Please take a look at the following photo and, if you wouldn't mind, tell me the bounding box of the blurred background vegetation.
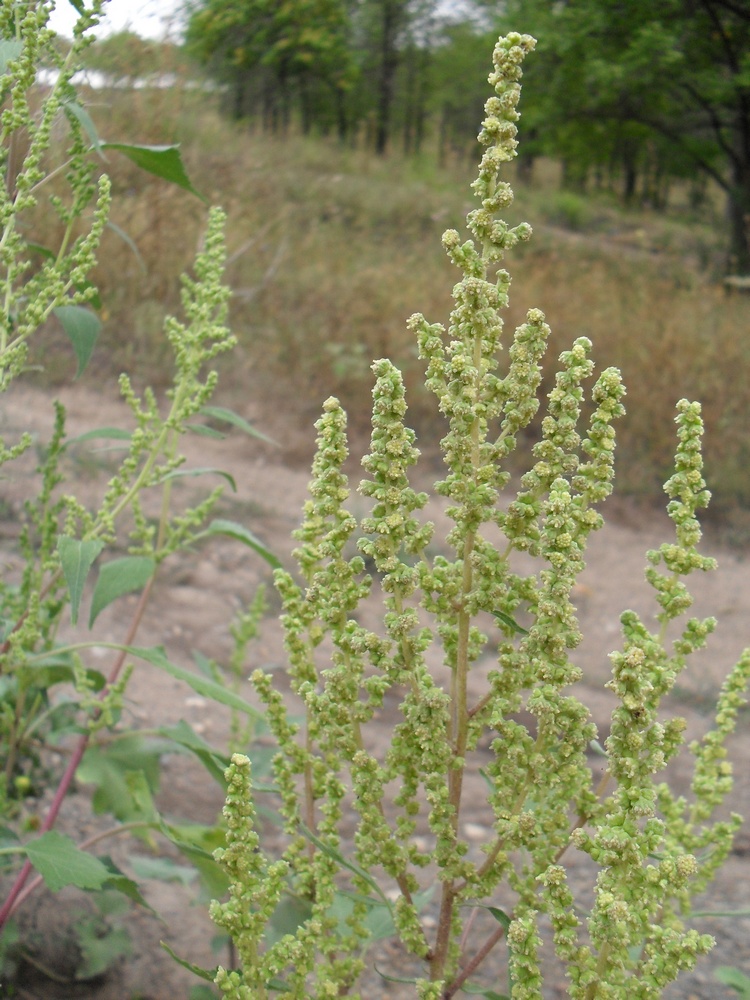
[38,0,750,526]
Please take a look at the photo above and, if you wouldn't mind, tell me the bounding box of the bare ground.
[1,379,749,1000]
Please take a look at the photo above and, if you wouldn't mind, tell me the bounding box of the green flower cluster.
[214,32,749,1000]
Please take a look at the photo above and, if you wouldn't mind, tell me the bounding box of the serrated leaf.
[127,645,264,720]
[199,405,277,445]
[24,831,111,892]
[101,143,204,200]
[52,305,101,376]
[89,555,155,627]
[57,536,104,625]
[200,519,281,570]
[99,861,153,910]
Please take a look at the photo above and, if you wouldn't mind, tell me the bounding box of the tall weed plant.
[44,65,750,510]
[209,33,750,1000]
[0,0,272,989]
[0,7,748,999]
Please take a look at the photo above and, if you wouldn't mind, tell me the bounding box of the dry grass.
[27,84,750,511]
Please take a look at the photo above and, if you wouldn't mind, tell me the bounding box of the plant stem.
[444,920,508,999]
[0,577,154,929]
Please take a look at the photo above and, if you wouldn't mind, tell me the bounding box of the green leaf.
[63,98,103,156]
[24,831,110,891]
[158,821,229,899]
[106,219,146,272]
[0,40,23,77]
[715,967,750,996]
[329,885,433,942]
[129,854,198,887]
[65,426,132,447]
[57,536,104,625]
[52,305,101,377]
[298,823,391,909]
[460,985,510,999]
[72,278,102,311]
[98,859,153,910]
[185,423,225,439]
[267,894,313,947]
[161,941,216,983]
[158,720,229,787]
[158,466,236,491]
[101,143,204,200]
[27,242,55,261]
[25,657,105,692]
[373,965,420,985]
[78,735,167,821]
[75,918,131,980]
[190,987,219,1000]
[491,610,529,636]
[128,645,264,720]
[487,906,512,931]
[192,650,217,679]
[89,555,155,627]
[198,405,277,445]
[199,519,281,570]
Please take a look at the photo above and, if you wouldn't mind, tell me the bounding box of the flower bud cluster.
[213,31,749,1000]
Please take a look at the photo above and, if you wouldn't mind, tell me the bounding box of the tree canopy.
[183,0,750,270]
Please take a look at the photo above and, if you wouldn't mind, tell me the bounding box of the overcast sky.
[48,0,186,40]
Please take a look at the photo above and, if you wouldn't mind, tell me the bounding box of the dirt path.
[1,381,748,999]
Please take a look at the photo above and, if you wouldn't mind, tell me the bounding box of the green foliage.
[209,33,750,999]
[0,0,270,988]
[495,0,750,268]
[717,966,750,998]
[185,0,355,134]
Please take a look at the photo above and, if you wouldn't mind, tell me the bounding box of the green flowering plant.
[0,0,272,976]
[211,33,750,1000]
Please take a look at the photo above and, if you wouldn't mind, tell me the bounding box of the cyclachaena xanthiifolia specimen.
[210,33,750,1000]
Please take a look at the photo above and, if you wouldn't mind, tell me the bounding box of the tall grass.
[34,82,750,511]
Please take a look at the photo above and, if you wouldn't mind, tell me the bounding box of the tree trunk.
[375,0,403,155]
[727,182,750,273]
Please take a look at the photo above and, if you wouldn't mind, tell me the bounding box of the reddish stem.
[0,578,154,929]
[442,920,508,1000]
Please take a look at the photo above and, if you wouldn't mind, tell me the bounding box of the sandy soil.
[1,379,748,1000]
